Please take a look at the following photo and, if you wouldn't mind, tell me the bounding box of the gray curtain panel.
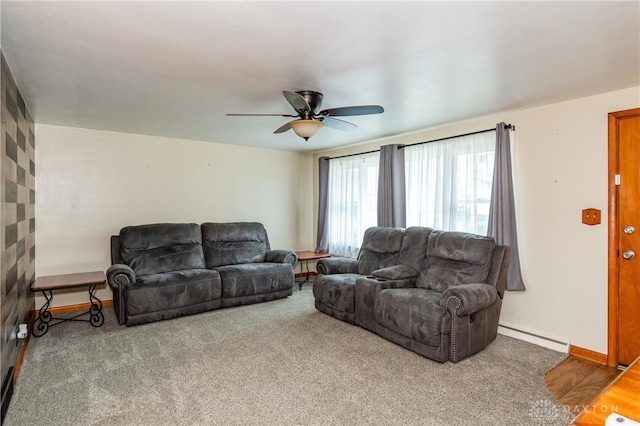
[377,144,406,228]
[315,156,330,253]
[487,123,526,291]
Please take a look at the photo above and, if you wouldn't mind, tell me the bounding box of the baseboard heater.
[1,367,14,424]
[498,323,569,353]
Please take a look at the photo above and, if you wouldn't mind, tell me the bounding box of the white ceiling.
[2,1,639,152]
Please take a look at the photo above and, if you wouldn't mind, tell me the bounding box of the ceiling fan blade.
[227,113,295,117]
[283,91,311,113]
[321,117,358,132]
[318,105,384,117]
[273,122,292,134]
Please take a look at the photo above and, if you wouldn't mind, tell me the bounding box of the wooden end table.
[30,271,106,337]
[295,251,331,290]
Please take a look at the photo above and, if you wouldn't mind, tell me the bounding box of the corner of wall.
[0,52,37,422]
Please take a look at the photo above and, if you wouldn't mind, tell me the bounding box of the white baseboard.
[498,324,569,353]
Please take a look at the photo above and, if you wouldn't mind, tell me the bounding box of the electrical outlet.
[16,324,28,340]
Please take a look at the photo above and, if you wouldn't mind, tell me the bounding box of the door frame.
[607,107,640,367]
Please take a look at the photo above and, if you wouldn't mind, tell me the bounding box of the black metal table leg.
[298,260,304,290]
[304,259,310,286]
[299,259,312,290]
[88,284,104,327]
[32,290,54,337]
[31,286,104,337]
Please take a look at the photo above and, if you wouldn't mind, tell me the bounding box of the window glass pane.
[405,131,495,234]
[326,152,380,257]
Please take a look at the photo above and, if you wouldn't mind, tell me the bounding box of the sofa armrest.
[106,264,136,289]
[357,276,417,291]
[372,265,418,280]
[317,258,358,275]
[441,283,497,316]
[265,250,297,266]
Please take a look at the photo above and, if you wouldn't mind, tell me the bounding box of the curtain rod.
[325,148,382,161]
[325,123,514,160]
[399,123,515,150]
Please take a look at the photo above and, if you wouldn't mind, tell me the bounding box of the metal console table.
[30,271,106,337]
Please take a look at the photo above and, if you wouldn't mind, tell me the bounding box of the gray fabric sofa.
[106,222,296,326]
[313,226,509,362]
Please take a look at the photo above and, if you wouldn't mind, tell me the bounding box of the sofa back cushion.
[357,227,405,275]
[417,230,496,292]
[119,223,205,276]
[201,222,270,268]
[398,227,432,272]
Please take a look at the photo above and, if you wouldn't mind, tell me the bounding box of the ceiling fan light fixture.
[290,119,323,141]
[228,90,383,140]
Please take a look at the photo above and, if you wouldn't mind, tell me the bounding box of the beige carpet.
[5,284,571,425]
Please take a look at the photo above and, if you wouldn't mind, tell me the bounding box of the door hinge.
[615,174,621,185]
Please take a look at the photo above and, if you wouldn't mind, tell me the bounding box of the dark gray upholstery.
[314,227,410,325]
[202,222,295,308]
[216,263,294,307]
[127,269,222,326]
[316,257,358,275]
[316,226,431,330]
[486,245,510,299]
[417,230,495,292]
[106,222,296,326]
[350,227,433,330]
[105,263,136,325]
[397,227,432,273]
[201,222,270,268]
[313,226,509,363]
[354,276,416,332]
[357,227,405,275]
[375,288,450,347]
[313,274,359,323]
[119,223,206,275]
[265,250,298,265]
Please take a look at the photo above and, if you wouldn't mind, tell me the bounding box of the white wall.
[35,86,639,354]
[35,125,314,306]
[312,86,640,355]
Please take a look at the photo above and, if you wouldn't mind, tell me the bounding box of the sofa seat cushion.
[375,288,451,347]
[128,269,221,316]
[215,263,293,298]
[313,274,359,314]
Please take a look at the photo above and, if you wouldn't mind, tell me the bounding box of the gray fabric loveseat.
[313,226,509,362]
[106,222,296,326]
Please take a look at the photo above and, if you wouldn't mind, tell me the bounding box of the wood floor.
[545,355,621,414]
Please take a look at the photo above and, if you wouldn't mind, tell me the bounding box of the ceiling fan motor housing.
[295,90,323,114]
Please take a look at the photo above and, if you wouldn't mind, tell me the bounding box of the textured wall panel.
[0,53,35,391]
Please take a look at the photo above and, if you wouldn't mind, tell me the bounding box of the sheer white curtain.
[405,131,495,235]
[327,152,380,258]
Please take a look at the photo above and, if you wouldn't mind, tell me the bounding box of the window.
[326,152,379,258]
[405,131,495,234]
[322,130,497,256]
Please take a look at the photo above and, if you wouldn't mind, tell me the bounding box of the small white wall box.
[16,324,28,339]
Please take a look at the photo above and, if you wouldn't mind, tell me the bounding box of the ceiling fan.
[227,90,384,141]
